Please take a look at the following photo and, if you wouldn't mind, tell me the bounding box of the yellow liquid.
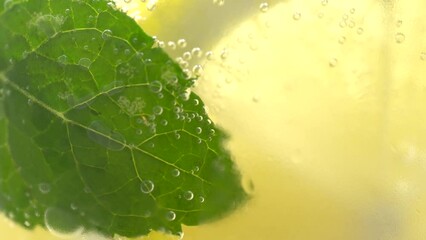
[2,0,426,239]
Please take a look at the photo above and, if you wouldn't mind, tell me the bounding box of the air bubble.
[140,180,154,194]
[165,211,176,221]
[220,49,228,60]
[153,106,163,115]
[194,99,200,106]
[57,55,68,64]
[171,169,180,177]
[38,183,51,194]
[179,60,189,68]
[213,0,225,6]
[252,96,260,103]
[44,207,83,238]
[167,41,177,50]
[70,203,78,211]
[293,12,301,20]
[329,58,338,67]
[183,51,192,60]
[259,2,269,13]
[183,191,194,201]
[78,58,92,68]
[192,47,203,58]
[146,2,157,11]
[199,196,205,203]
[195,127,202,134]
[192,64,204,77]
[158,41,165,48]
[421,52,426,61]
[149,81,163,93]
[161,119,168,126]
[173,106,182,114]
[395,32,405,43]
[136,129,143,135]
[177,39,187,48]
[180,89,191,101]
[206,51,214,60]
[101,29,113,40]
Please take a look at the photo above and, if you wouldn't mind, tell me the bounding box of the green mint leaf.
[0,0,247,237]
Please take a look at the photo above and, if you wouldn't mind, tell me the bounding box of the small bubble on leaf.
[153,106,163,115]
[165,211,176,221]
[149,81,163,93]
[183,191,194,201]
[57,55,68,64]
[44,207,83,238]
[161,119,168,126]
[101,29,113,40]
[78,58,92,68]
[171,169,180,177]
[195,127,202,134]
[38,183,51,194]
[140,180,154,194]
